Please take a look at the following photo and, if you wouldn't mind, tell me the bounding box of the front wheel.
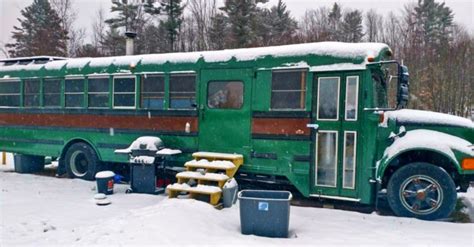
[64,142,101,181]
[387,162,456,220]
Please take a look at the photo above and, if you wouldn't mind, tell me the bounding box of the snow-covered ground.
[1,153,473,246]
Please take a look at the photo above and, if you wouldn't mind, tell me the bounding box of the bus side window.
[88,77,109,108]
[24,79,40,107]
[113,76,136,108]
[0,80,21,107]
[207,81,244,109]
[270,70,306,110]
[169,74,196,109]
[141,74,165,109]
[65,78,84,108]
[43,78,61,107]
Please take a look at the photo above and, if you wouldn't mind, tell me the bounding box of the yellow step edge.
[190,152,244,178]
[176,171,229,188]
[166,184,222,205]
[192,151,243,161]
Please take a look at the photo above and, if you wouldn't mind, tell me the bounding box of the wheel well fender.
[377,149,461,189]
[60,138,102,161]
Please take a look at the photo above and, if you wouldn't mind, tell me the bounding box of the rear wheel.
[387,162,456,220]
[65,143,100,180]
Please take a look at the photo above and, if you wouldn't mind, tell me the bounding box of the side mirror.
[397,65,409,109]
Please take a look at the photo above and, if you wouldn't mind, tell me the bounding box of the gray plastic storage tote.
[238,190,292,238]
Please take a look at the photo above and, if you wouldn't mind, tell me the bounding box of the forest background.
[3,0,473,118]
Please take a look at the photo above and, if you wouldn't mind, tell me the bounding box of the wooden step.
[176,171,229,187]
[192,151,243,161]
[166,183,222,205]
[192,152,244,178]
[185,159,236,176]
[185,159,236,169]
[168,152,243,206]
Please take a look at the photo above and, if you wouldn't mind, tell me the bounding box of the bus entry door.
[310,72,362,201]
[198,69,253,158]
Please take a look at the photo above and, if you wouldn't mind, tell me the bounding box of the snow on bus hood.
[386,109,474,128]
[382,129,473,167]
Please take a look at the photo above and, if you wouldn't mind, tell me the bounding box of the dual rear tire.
[64,143,101,181]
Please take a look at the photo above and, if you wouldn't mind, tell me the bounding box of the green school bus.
[0,42,473,220]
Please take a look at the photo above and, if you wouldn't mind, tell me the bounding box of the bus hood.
[385,109,474,129]
[376,129,474,180]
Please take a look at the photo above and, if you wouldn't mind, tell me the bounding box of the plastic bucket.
[238,190,292,238]
[95,171,115,195]
[222,178,238,208]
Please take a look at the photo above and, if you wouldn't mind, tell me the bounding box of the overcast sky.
[0,0,472,58]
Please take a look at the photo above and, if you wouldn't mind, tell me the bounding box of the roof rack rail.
[0,56,67,66]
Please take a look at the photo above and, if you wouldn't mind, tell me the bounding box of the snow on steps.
[167,152,243,206]
[185,159,235,172]
[192,151,243,161]
[188,152,243,177]
[167,183,222,194]
[177,171,229,181]
[166,183,222,205]
[176,171,230,188]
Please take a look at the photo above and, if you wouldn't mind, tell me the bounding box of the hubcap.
[70,150,88,177]
[399,175,443,215]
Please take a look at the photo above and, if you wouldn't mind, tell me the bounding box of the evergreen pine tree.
[102,2,137,55]
[209,13,227,50]
[105,1,142,31]
[221,0,267,48]
[414,0,453,50]
[256,10,272,46]
[103,1,152,55]
[256,0,297,46]
[268,0,297,45]
[160,0,185,52]
[144,0,161,16]
[328,3,343,41]
[341,10,364,42]
[6,0,68,57]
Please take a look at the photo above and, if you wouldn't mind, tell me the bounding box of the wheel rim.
[70,150,88,177]
[399,175,443,215]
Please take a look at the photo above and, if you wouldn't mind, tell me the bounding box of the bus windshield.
[372,65,398,109]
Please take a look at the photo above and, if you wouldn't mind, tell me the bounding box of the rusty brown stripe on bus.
[0,113,198,132]
[252,118,311,136]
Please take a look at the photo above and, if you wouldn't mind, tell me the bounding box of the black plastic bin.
[95,171,115,195]
[238,190,292,238]
[14,154,45,173]
[129,163,159,194]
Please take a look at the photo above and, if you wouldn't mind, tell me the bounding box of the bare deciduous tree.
[299,7,331,42]
[188,0,217,51]
[51,0,85,57]
[365,9,383,42]
[92,7,108,54]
